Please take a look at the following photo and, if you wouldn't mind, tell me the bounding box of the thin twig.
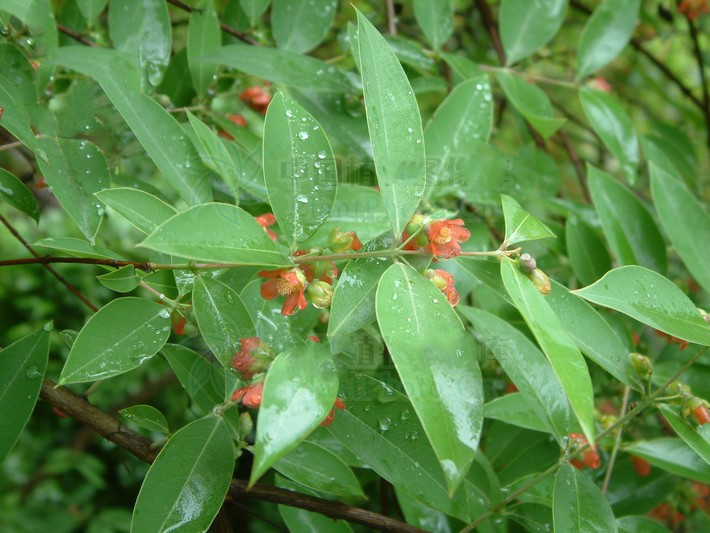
[165,0,258,46]
[0,255,154,271]
[557,129,590,202]
[686,15,710,146]
[385,0,397,35]
[57,23,96,46]
[601,385,631,494]
[0,140,22,151]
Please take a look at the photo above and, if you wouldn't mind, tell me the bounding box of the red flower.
[426,219,470,259]
[172,316,186,336]
[240,86,271,114]
[308,336,321,343]
[294,250,338,284]
[590,77,611,93]
[631,455,651,477]
[255,213,277,241]
[568,433,601,470]
[232,382,264,408]
[259,269,308,316]
[321,397,347,427]
[425,269,460,306]
[228,113,247,127]
[231,337,273,379]
[679,0,709,20]
[694,405,710,425]
[653,330,688,351]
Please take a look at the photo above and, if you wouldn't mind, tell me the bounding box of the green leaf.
[263,92,337,246]
[356,10,427,237]
[460,306,572,441]
[140,203,290,267]
[58,298,171,385]
[573,266,710,347]
[94,188,176,235]
[413,0,453,51]
[385,35,437,74]
[52,47,213,205]
[240,279,295,354]
[193,276,255,367]
[658,405,710,466]
[496,72,566,138]
[553,464,617,532]
[131,415,233,533]
[208,44,352,93]
[617,516,671,533]
[240,0,270,26]
[0,325,50,462]
[33,237,123,260]
[97,265,141,293]
[580,88,639,183]
[0,168,40,222]
[394,487,452,533]
[441,52,486,82]
[376,263,483,494]
[119,404,169,434]
[187,0,220,98]
[76,0,107,26]
[186,112,239,198]
[35,137,109,242]
[424,76,493,193]
[276,476,354,532]
[565,216,611,285]
[162,344,226,413]
[651,164,710,294]
[623,438,710,484]
[108,0,171,89]
[272,0,338,53]
[250,342,338,484]
[588,166,667,274]
[484,393,549,433]
[547,281,641,390]
[577,0,641,79]
[272,441,365,499]
[500,0,568,65]
[501,258,595,442]
[501,194,556,246]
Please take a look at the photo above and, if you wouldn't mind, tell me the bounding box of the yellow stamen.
[434,225,452,244]
[276,278,295,295]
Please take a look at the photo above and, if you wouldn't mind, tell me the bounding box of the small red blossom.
[308,336,321,343]
[654,329,688,350]
[426,219,471,259]
[425,269,460,306]
[590,77,611,92]
[321,397,347,427]
[228,113,247,127]
[255,213,277,241]
[631,455,651,477]
[240,86,271,114]
[568,433,601,470]
[232,382,264,408]
[649,502,685,525]
[259,268,308,316]
[231,337,273,379]
[504,382,518,394]
[679,0,709,20]
[631,331,641,346]
[694,405,710,425]
[172,316,186,336]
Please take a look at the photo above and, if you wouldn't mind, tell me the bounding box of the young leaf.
[131,415,234,533]
[186,112,239,198]
[193,276,255,367]
[412,0,453,51]
[658,405,710,466]
[0,168,40,222]
[580,88,639,183]
[356,9,427,237]
[263,92,337,246]
[496,72,566,138]
[499,0,568,65]
[94,188,176,235]
[0,325,50,462]
[119,404,169,434]
[650,164,710,294]
[140,203,290,267]
[573,266,710,347]
[623,438,710,484]
[565,216,611,285]
[553,464,618,532]
[250,342,339,485]
[161,344,227,413]
[376,263,483,494]
[187,0,220,98]
[58,298,171,385]
[501,258,595,442]
[97,265,141,293]
[484,393,549,433]
[577,0,641,79]
[588,165,667,274]
[272,0,338,53]
[501,194,556,246]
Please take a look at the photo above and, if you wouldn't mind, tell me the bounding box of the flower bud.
[405,214,426,236]
[518,253,537,273]
[424,269,447,290]
[526,268,551,296]
[694,404,710,425]
[239,412,253,436]
[231,337,274,379]
[328,228,362,252]
[630,352,653,379]
[306,280,334,309]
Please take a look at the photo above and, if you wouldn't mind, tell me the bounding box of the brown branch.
[57,23,96,47]
[0,214,99,312]
[557,130,590,202]
[385,0,397,35]
[165,0,259,46]
[686,15,710,147]
[0,255,153,271]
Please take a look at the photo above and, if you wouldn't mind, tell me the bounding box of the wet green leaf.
[553,464,617,532]
[565,216,611,285]
[623,438,710,484]
[272,0,338,53]
[187,0,220,98]
[658,405,710,466]
[97,265,141,293]
[501,194,556,246]
[0,168,39,222]
[119,404,169,434]
[413,0,453,51]
[500,0,567,65]
[496,72,565,138]
[94,188,176,235]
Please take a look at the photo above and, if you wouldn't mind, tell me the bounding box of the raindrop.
[158,308,170,319]
[298,131,309,140]
[378,416,392,432]
[25,366,41,379]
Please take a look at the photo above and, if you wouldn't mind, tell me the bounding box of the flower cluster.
[401,215,471,259]
[567,433,601,470]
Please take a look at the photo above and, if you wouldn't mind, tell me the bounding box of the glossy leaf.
[0,168,40,222]
[263,92,337,246]
[500,0,568,65]
[162,344,226,413]
[94,188,176,235]
[588,166,667,274]
[623,438,710,484]
[272,0,338,53]
[35,137,108,242]
[97,265,141,293]
[413,0,453,51]
[240,0,270,26]
[580,88,639,183]
[496,72,565,138]
[58,298,171,385]
[484,393,548,433]
[119,404,169,434]
[0,326,50,462]
[501,258,595,442]
[395,487,452,533]
[131,415,234,532]
[553,464,617,532]
[658,405,710,466]
[240,279,295,354]
[376,263,483,493]
[187,112,239,198]
[357,10,427,236]
[250,342,338,484]
[187,0,220,98]
[76,0,107,26]
[501,194,555,246]
[565,216,611,285]
[577,0,641,79]
[193,276,255,367]
[573,266,710,347]
[140,203,290,267]
[33,236,123,260]
[208,44,352,93]
[651,164,710,294]
[617,516,671,533]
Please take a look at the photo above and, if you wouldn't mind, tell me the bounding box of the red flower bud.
[240,86,271,114]
[694,405,710,425]
[228,113,247,127]
[328,228,363,253]
[232,382,264,408]
[255,213,277,241]
[231,337,273,379]
[568,433,601,470]
[631,455,651,477]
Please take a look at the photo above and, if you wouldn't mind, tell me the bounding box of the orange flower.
[255,213,277,241]
[426,219,471,259]
[425,269,460,306]
[258,268,308,316]
[232,382,264,408]
[694,405,710,425]
[568,433,601,470]
[679,0,709,20]
[240,86,271,114]
[231,337,273,380]
[321,397,347,427]
[631,455,651,477]
[228,113,247,127]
